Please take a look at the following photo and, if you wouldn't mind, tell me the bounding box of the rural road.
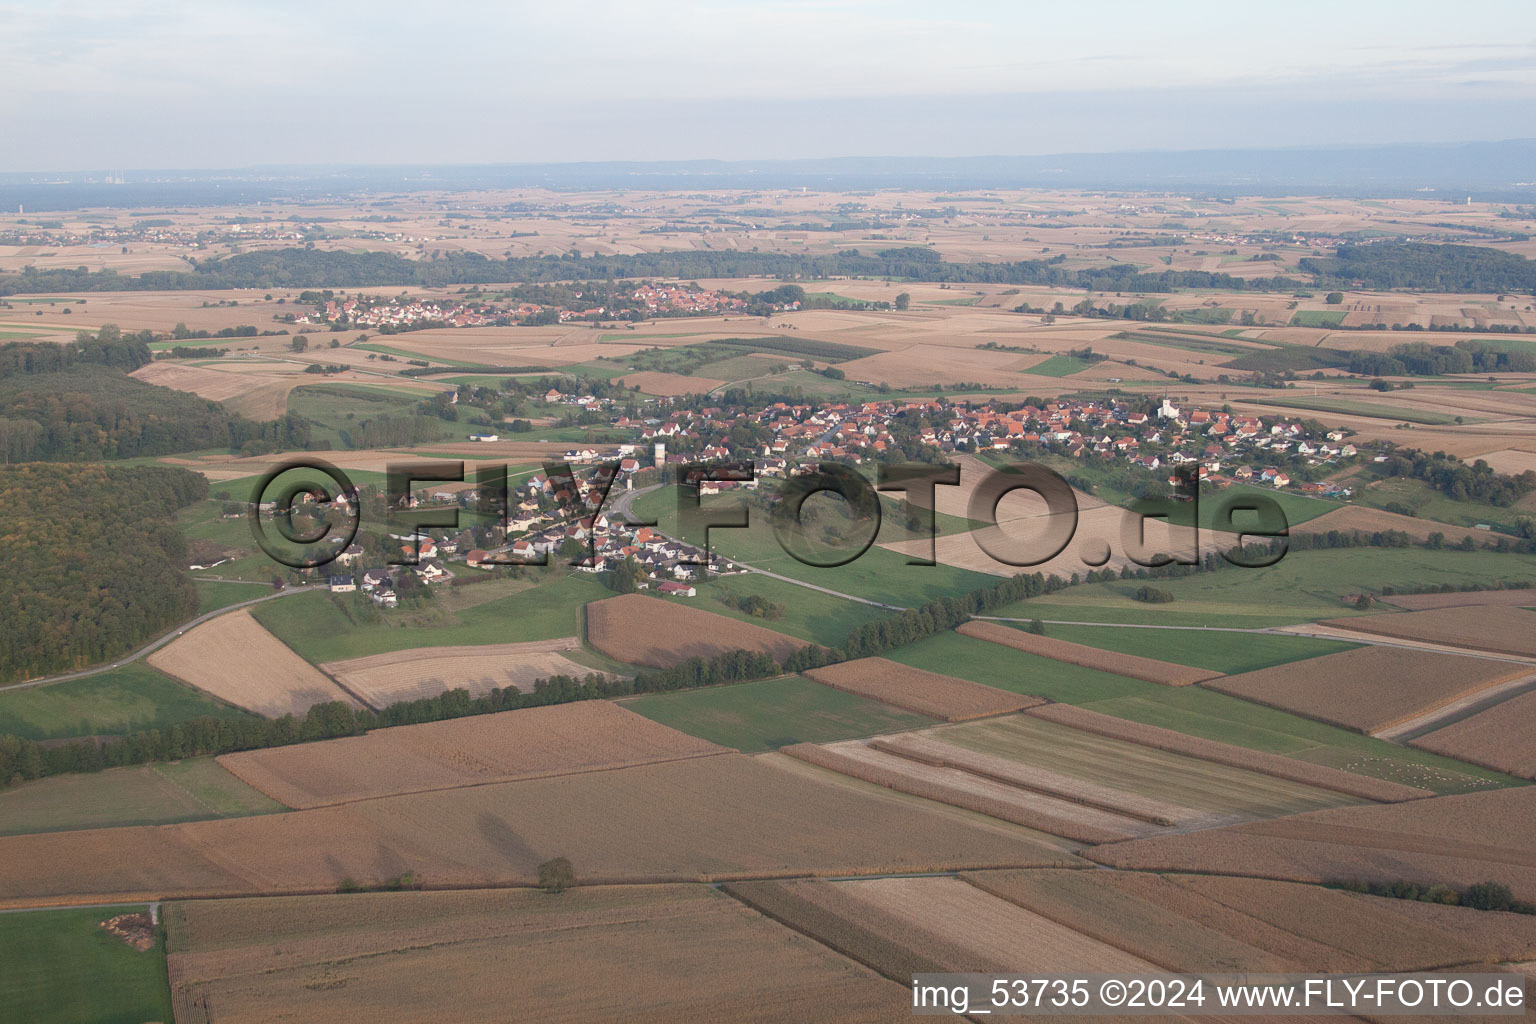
[0,586,319,694]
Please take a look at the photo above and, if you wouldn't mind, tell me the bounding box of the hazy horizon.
[6,0,1534,171]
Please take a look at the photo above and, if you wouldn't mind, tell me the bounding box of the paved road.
[0,586,319,694]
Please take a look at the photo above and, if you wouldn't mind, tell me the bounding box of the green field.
[251,571,608,663]
[1245,394,1462,425]
[0,664,254,741]
[622,675,936,752]
[986,547,1536,628]
[1357,476,1531,533]
[887,631,1148,703]
[889,631,1516,795]
[1289,310,1348,328]
[0,757,285,836]
[631,485,998,608]
[693,575,888,648]
[195,579,275,614]
[0,906,174,1024]
[1110,330,1257,357]
[1027,354,1096,377]
[352,342,486,367]
[1040,624,1356,674]
[284,382,456,448]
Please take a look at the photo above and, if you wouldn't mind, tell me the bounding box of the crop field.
[803,657,1043,721]
[0,753,1071,905]
[869,732,1198,825]
[840,876,1163,972]
[726,876,1156,978]
[915,715,1360,823]
[586,593,807,667]
[1204,646,1530,734]
[0,662,253,740]
[620,675,936,752]
[1293,504,1492,545]
[1388,587,1536,610]
[964,868,1536,973]
[1247,393,1460,424]
[1024,703,1431,802]
[147,609,362,717]
[165,885,911,1024]
[1079,685,1521,796]
[1039,624,1354,674]
[1088,785,1536,902]
[219,701,727,807]
[886,631,1151,703]
[956,620,1223,686]
[319,638,595,706]
[615,369,726,395]
[1412,687,1536,778]
[1322,606,1536,657]
[130,359,310,420]
[251,572,609,664]
[986,547,1536,629]
[0,905,174,1024]
[0,757,285,836]
[781,740,1149,842]
[723,877,988,979]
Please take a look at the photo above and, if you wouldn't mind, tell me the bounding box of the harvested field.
[1389,588,1536,611]
[1087,786,1536,902]
[957,620,1222,686]
[615,370,726,396]
[964,868,1536,972]
[0,753,1072,906]
[319,638,594,705]
[1322,606,1536,657]
[962,869,1299,972]
[781,740,1148,842]
[165,884,911,1024]
[723,878,985,980]
[147,609,361,717]
[928,715,1362,823]
[1025,703,1431,802]
[218,701,727,808]
[1412,687,1536,778]
[803,657,1042,721]
[586,593,806,668]
[869,733,1195,826]
[1293,505,1490,546]
[1204,646,1530,734]
[131,360,306,419]
[1473,448,1536,477]
[833,876,1161,973]
[1166,873,1536,971]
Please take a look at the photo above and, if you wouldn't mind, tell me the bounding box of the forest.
[0,337,311,461]
[0,463,208,684]
[1300,242,1536,293]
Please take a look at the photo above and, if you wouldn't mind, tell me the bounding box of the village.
[296,381,1370,607]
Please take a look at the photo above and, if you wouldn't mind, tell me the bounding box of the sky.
[5,0,1535,171]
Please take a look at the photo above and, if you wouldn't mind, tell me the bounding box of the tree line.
[1348,339,1536,376]
[0,246,1307,297]
[1300,242,1536,293]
